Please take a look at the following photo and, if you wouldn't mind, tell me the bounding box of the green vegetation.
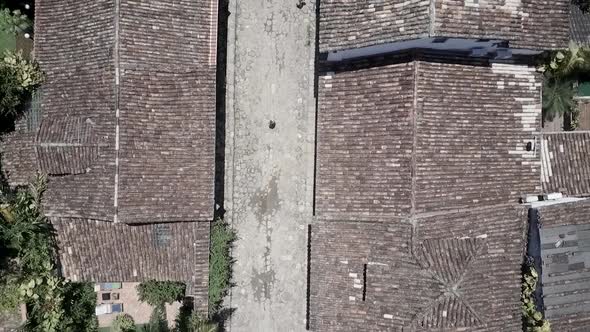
[137,280,186,307]
[113,314,136,332]
[173,304,217,332]
[0,49,44,123]
[522,265,551,332]
[208,218,236,317]
[0,174,63,332]
[0,174,97,332]
[59,282,99,332]
[0,8,30,35]
[0,29,14,51]
[538,42,590,129]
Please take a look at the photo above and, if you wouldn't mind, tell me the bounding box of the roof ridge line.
[113,0,121,223]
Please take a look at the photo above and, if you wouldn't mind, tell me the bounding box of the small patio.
[94,282,181,329]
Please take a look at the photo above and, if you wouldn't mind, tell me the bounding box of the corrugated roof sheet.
[319,0,570,52]
[536,199,590,330]
[309,205,527,331]
[316,59,542,220]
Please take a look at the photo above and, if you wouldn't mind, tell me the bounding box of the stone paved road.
[223,0,316,330]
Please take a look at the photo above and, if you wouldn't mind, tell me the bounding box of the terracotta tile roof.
[1,0,217,223]
[117,70,215,224]
[319,0,570,52]
[52,218,209,308]
[120,0,217,69]
[316,58,542,220]
[309,205,527,331]
[533,199,590,331]
[540,132,590,196]
[570,5,590,45]
[1,131,37,185]
[36,116,103,176]
[319,0,430,53]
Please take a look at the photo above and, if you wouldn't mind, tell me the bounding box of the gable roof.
[533,199,590,331]
[1,0,217,223]
[540,132,590,197]
[319,0,570,52]
[52,218,209,308]
[310,205,527,331]
[316,58,542,220]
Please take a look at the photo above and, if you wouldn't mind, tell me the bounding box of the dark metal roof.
[535,199,590,330]
[540,224,590,317]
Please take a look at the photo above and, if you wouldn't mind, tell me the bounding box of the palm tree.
[542,78,577,121]
[540,42,590,124]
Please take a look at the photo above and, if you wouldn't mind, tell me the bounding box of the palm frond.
[542,78,577,121]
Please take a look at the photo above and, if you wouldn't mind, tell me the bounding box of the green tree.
[58,282,98,332]
[542,78,577,121]
[0,50,43,121]
[0,174,65,332]
[0,64,25,119]
[114,314,136,332]
[539,43,590,124]
[0,8,30,35]
[522,265,551,332]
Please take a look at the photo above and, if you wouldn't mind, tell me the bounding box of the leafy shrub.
[0,50,43,120]
[0,278,20,312]
[0,8,30,35]
[186,313,218,332]
[58,282,98,332]
[0,64,25,119]
[137,280,185,307]
[174,304,218,332]
[208,218,236,316]
[3,50,44,90]
[522,265,551,332]
[0,174,70,332]
[114,314,136,332]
